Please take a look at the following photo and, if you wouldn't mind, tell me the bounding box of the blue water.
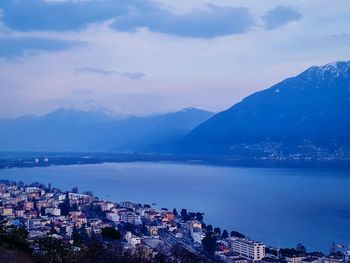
[0,162,349,252]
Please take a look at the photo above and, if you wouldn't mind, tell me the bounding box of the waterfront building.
[286,256,307,263]
[325,255,345,263]
[301,257,322,263]
[231,237,266,261]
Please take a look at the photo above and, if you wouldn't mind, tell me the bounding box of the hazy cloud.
[121,72,147,80]
[0,36,85,58]
[0,0,349,118]
[262,6,303,30]
[112,4,254,38]
[0,0,254,38]
[75,67,146,80]
[0,0,132,31]
[75,67,117,76]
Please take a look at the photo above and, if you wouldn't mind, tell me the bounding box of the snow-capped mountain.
[180,61,350,157]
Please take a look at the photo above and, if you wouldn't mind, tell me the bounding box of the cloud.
[112,4,254,38]
[0,36,85,58]
[1,0,349,118]
[0,0,254,38]
[121,72,146,80]
[262,6,303,30]
[0,0,132,31]
[75,67,146,80]
[75,67,117,76]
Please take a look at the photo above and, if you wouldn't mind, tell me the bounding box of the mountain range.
[1,61,349,160]
[0,107,214,152]
[180,61,350,158]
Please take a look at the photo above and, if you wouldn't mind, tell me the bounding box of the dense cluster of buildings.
[1,181,349,263]
[234,142,350,162]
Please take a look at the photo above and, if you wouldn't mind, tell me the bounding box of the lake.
[0,162,349,252]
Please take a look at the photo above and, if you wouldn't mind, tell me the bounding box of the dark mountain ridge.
[180,61,350,158]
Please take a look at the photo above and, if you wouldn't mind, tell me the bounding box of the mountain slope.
[0,107,214,152]
[181,61,350,156]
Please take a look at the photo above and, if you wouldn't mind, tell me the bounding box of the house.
[2,207,14,216]
[191,227,205,245]
[286,256,307,263]
[23,201,35,211]
[302,257,322,263]
[106,212,120,223]
[125,231,141,246]
[325,255,345,263]
[45,207,61,216]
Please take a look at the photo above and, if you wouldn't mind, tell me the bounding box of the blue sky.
[0,0,349,117]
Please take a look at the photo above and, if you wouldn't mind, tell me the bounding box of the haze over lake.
[0,162,349,252]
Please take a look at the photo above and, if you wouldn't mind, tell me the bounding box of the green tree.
[206,224,213,232]
[180,209,188,220]
[196,212,203,221]
[173,208,178,217]
[222,229,229,239]
[101,227,121,241]
[214,227,221,236]
[202,232,216,255]
[72,225,83,246]
[230,230,245,238]
[296,243,306,253]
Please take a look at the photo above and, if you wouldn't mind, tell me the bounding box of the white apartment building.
[106,212,120,223]
[191,228,205,245]
[45,207,61,216]
[125,231,141,246]
[231,238,265,261]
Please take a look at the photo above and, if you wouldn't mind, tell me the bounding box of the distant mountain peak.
[0,106,215,152]
[180,107,210,113]
[180,60,350,156]
[304,61,350,78]
[89,106,118,117]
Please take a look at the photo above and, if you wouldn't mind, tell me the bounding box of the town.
[0,180,349,263]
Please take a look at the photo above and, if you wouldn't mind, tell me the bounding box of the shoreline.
[1,152,350,171]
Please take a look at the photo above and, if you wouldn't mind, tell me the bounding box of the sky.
[0,0,349,117]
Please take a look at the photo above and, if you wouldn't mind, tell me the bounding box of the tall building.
[231,238,265,261]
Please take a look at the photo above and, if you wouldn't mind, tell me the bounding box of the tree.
[0,226,32,254]
[83,191,93,196]
[222,229,229,239]
[18,181,25,188]
[214,227,221,236]
[196,212,203,221]
[296,243,307,253]
[202,232,216,255]
[101,227,121,241]
[173,208,178,217]
[72,225,83,246]
[230,230,245,238]
[124,222,134,232]
[206,224,213,232]
[50,226,58,235]
[38,236,72,263]
[180,209,188,220]
[279,248,304,257]
[140,223,149,235]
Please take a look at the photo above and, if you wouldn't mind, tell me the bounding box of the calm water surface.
[0,162,349,252]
